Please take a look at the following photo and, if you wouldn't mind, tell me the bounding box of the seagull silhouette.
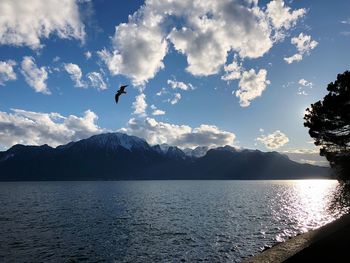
[115,85,128,104]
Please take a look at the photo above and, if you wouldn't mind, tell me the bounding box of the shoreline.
[243,213,350,262]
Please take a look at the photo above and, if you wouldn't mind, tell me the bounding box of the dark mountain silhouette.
[0,133,329,181]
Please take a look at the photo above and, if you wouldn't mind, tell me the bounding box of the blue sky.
[0,0,349,165]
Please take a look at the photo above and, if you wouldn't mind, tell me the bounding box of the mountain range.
[0,132,329,181]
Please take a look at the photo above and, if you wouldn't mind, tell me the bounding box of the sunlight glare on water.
[271,180,343,242]
[0,180,348,262]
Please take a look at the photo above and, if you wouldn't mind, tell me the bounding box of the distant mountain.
[0,132,330,181]
[184,146,209,158]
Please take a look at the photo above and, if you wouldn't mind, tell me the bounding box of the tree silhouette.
[304,71,350,179]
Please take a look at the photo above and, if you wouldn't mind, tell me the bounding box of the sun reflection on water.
[271,180,345,242]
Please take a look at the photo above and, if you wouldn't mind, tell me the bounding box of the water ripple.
[0,180,346,262]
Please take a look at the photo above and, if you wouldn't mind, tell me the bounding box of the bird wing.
[120,85,128,92]
[115,93,120,104]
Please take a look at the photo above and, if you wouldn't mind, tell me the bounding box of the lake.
[0,180,347,262]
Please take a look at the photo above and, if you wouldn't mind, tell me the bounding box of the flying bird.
[115,85,128,104]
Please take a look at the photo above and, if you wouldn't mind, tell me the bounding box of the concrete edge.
[243,213,350,263]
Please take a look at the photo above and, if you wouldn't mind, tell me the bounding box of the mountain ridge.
[0,132,330,181]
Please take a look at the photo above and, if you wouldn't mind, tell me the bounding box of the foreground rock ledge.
[243,213,350,263]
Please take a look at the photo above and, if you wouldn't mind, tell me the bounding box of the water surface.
[0,180,346,262]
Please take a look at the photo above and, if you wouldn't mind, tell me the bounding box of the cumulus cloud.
[132,93,147,116]
[64,63,85,88]
[86,72,107,90]
[221,57,242,81]
[97,14,167,86]
[284,33,318,64]
[167,79,194,91]
[235,69,270,107]
[257,130,289,150]
[169,93,181,105]
[0,60,17,85]
[120,117,236,149]
[0,0,85,49]
[292,33,319,53]
[150,105,166,116]
[0,108,103,149]
[166,1,274,76]
[21,56,50,94]
[266,0,305,31]
[100,0,304,84]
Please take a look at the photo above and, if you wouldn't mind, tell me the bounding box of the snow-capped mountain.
[0,132,329,181]
[184,146,210,158]
[58,132,150,151]
[155,144,187,159]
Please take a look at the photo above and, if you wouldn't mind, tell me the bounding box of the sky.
[0,0,349,166]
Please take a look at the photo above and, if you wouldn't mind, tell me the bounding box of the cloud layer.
[0,109,103,149]
[99,0,305,85]
[120,117,236,149]
[0,0,85,49]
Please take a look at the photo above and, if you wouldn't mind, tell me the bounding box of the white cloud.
[64,63,85,88]
[341,18,350,25]
[167,1,274,76]
[120,117,236,149]
[21,56,50,94]
[52,56,61,63]
[297,89,308,96]
[299,79,312,87]
[282,148,329,167]
[98,12,167,86]
[132,93,147,116]
[0,108,103,149]
[292,33,318,54]
[169,93,181,105]
[100,0,304,83]
[167,79,194,91]
[0,0,85,49]
[64,63,107,90]
[284,33,318,64]
[284,53,302,64]
[235,69,270,107]
[0,60,17,85]
[86,72,107,90]
[150,105,166,116]
[156,87,167,96]
[84,51,92,59]
[297,78,313,96]
[152,109,166,116]
[266,0,306,31]
[257,130,289,150]
[221,57,242,81]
